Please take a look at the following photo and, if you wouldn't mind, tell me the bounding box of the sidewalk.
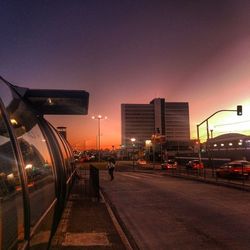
[51,178,127,250]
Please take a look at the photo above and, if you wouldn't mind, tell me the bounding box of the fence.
[164,164,250,191]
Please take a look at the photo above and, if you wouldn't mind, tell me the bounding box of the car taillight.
[233,169,240,172]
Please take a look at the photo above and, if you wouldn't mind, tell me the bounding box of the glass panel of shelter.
[0,81,56,247]
[0,82,25,249]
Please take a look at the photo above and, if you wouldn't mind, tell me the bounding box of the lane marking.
[100,191,133,250]
[62,232,110,246]
[120,172,164,180]
[120,173,141,179]
[134,173,164,178]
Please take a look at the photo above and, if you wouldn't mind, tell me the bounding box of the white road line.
[120,172,164,179]
[120,173,142,179]
[100,191,133,250]
[134,173,161,178]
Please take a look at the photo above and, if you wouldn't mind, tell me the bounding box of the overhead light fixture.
[10,119,18,125]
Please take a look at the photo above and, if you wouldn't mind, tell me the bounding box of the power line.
[214,120,250,127]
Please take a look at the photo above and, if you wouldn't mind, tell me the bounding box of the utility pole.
[196,106,243,175]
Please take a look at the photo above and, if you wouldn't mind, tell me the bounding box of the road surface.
[100,170,250,250]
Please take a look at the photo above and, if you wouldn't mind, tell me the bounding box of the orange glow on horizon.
[67,100,250,150]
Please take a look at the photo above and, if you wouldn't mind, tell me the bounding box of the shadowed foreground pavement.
[51,178,126,250]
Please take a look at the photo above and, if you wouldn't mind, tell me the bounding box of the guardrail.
[163,166,250,191]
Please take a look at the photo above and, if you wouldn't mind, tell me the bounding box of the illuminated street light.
[145,140,152,162]
[10,119,18,125]
[131,138,136,143]
[92,115,107,161]
[131,138,136,169]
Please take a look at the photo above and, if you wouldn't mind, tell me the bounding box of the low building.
[206,133,250,160]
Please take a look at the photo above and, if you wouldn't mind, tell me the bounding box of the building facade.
[205,133,250,160]
[121,98,190,149]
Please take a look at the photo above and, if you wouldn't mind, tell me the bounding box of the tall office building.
[121,98,190,149]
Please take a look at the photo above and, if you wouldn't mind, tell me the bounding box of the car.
[186,160,204,170]
[0,76,89,249]
[216,160,250,179]
[137,159,147,165]
[161,159,178,169]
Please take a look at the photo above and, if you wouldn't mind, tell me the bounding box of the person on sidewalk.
[107,158,115,181]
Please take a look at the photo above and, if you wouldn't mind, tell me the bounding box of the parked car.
[137,159,147,165]
[216,160,250,179]
[186,160,204,170]
[161,159,178,169]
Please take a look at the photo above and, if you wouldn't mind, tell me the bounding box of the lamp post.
[131,138,136,170]
[92,115,107,161]
[209,127,214,176]
[145,140,152,162]
[210,129,213,139]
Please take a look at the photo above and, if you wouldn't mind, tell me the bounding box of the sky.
[1,0,250,149]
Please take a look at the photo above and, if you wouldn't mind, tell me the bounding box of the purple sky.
[1,0,250,149]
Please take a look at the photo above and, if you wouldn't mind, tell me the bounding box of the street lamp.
[145,140,152,162]
[209,125,214,139]
[209,126,214,176]
[92,115,107,161]
[131,138,136,169]
[210,129,213,139]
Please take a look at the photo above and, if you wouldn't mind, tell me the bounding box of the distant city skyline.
[1,1,250,149]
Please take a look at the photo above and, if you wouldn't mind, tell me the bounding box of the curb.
[100,188,139,250]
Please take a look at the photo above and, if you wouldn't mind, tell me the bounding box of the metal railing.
[163,165,250,191]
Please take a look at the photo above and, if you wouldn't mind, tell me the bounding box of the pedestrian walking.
[107,158,115,181]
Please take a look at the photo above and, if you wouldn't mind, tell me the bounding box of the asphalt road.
[100,170,250,250]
